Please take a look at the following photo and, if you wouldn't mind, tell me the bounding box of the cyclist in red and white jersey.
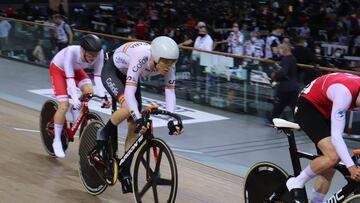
[50,34,108,158]
[286,73,360,203]
[91,36,184,193]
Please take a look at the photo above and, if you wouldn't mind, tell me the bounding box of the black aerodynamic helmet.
[80,34,102,52]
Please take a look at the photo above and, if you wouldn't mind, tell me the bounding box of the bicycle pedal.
[120,176,133,194]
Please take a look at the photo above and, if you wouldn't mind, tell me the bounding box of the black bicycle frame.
[110,97,157,172]
[269,128,360,203]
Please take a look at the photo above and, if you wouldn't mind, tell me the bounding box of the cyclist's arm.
[327,84,355,168]
[63,49,78,100]
[93,50,106,97]
[164,66,176,115]
[124,59,143,120]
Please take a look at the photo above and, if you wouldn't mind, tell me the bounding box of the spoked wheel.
[344,194,360,203]
[40,100,68,157]
[79,112,102,138]
[133,138,178,203]
[78,120,107,195]
[244,162,291,203]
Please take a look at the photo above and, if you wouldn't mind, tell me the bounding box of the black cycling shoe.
[119,169,133,193]
[289,188,309,203]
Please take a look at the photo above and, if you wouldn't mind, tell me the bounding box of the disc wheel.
[40,100,68,157]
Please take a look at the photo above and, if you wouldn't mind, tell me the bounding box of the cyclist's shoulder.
[121,41,150,52]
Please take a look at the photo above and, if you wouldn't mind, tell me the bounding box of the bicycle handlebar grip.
[354,150,360,166]
[142,109,183,125]
[353,150,360,155]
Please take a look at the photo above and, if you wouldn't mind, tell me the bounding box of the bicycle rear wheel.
[39,100,68,157]
[79,111,102,138]
[344,194,360,203]
[78,120,107,195]
[133,138,178,203]
[244,162,291,203]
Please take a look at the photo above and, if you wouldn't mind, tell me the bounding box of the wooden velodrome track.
[0,99,244,203]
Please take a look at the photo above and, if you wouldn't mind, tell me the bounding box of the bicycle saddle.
[273,118,300,130]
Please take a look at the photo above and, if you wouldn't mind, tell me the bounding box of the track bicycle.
[79,105,182,203]
[244,118,360,203]
[40,93,107,156]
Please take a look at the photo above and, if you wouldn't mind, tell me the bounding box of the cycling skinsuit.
[49,45,105,101]
[295,73,360,168]
[101,41,176,120]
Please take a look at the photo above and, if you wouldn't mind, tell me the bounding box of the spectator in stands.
[251,31,265,59]
[265,26,281,60]
[330,47,347,68]
[134,18,147,39]
[0,16,11,55]
[180,21,214,59]
[32,40,46,65]
[299,22,311,39]
[52,14,73,51]
[173,27,185,44]
[185,14,197,33]
[267,43,299,126]
[240,23,250,41]
[226,22,244,55]
[244,31,265,59]
[292,37,332,86]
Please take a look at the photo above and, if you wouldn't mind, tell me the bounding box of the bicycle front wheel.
[133,138,178,203]
[344,194,360,203]
[78,120,107,195]
[244,162,290,203]
[39,100,68,156]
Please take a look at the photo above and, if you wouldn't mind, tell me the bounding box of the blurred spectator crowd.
[2,0,360,70]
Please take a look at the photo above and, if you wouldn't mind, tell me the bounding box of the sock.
[53,124,65,158]
[54,124,63,143]
[287,165,316,190]
[311,189,325,203]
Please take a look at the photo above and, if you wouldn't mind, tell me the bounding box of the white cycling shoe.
[52,141,65,158]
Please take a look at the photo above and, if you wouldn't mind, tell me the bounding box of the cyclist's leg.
[52,100,69,158]
[74,69,92,121]
[76,68,93,93]
[311,167,336,203]
[94,55,129,152]
[119,85,141,193]
[286,97,332,201]
[50,63,69,158]
[124,82,141,151]
[125,118,137,151]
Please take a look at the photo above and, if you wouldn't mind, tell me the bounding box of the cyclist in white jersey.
[90,36,184,193]
[49,34,108,158]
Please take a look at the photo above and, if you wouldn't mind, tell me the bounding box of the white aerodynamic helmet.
[150,36,179,63]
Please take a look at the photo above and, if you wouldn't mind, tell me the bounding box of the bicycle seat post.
[284,128,303,176]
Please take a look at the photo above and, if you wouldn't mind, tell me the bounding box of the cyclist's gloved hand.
[349,165,360,182]
[167,120,184,135]
[101,99,111,108]
[72,98,82,110]
[135,117,148,134]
